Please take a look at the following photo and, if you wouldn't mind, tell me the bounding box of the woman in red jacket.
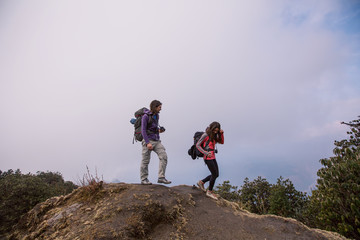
[196,121,224,200]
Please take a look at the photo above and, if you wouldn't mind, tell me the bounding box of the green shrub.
[0,169,77,235]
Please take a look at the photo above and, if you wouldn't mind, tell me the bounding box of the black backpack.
[187,131,209,160]
[130,107,153,143]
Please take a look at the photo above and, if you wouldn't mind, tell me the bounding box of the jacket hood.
[144,108,152,115]
[144,108,159,116]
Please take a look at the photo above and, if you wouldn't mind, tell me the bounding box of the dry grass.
[76,166,104,202]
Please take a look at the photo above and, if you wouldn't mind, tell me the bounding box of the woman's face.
[213,128,219,134]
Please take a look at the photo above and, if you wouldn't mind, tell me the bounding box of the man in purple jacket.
[140,100,171,185]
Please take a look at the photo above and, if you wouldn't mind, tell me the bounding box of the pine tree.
[311,117,360,239]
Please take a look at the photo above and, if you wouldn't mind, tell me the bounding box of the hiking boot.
[206,190,218,200]
[157,178,172,184]
[141,179,152,185]
[197,180,206,192]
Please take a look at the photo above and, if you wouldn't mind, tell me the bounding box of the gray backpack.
[130,107,153,143]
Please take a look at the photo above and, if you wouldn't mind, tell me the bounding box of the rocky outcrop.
[9,183,347,240]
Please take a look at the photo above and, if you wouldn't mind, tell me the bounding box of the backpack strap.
[143,113,158,140]
[203,136,215,150]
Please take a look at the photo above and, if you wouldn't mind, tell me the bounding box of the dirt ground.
[8,183,347,240]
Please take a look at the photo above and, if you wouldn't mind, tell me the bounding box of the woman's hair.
[150,100,162,113]
[206,121,221,142]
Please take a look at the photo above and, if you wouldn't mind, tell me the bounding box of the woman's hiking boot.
[206,190,218,200]
[197,180,206,192]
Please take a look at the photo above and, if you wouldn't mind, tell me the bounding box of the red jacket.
[196,132,224,160]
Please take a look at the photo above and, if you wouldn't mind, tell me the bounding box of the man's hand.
[147,143,153,150]
[159,126,165,133]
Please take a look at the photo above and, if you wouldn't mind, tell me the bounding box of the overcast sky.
[1,0,359,192]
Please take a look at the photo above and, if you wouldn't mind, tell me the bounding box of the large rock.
[9,183,346,240]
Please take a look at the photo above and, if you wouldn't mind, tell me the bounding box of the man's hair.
[150,100,162,113]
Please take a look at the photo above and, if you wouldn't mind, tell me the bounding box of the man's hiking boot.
[206,190,218,200]
[157,178,171,184]
[197,180,206,192]
[141,179,152,185]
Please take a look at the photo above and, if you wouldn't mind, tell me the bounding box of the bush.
[0,169,77,235]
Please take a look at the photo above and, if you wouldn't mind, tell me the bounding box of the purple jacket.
[141,109,160,144]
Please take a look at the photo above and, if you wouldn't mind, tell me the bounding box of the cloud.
[302,121,345,139]
[0,0,359,192]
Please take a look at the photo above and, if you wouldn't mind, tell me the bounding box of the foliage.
[310,117,360,239]
[214,180,240,202]
[239,176,271,214]
[0,169,77,235]
[215,176,309,223]
[268,176,309,221]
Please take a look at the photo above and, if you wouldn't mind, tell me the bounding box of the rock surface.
[9,183,347,240]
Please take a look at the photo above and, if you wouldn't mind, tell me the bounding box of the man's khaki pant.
[140,140,168,181]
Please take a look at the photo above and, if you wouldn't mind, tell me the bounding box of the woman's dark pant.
[202,159,219,191]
